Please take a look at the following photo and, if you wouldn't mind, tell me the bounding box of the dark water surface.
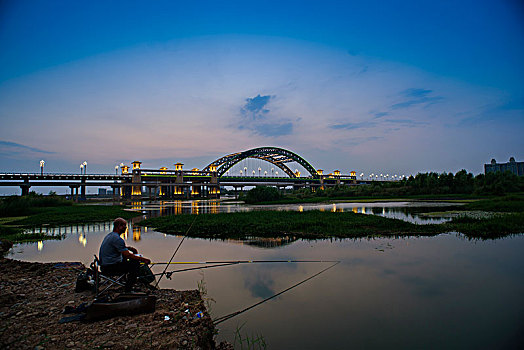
[9,200,524,349]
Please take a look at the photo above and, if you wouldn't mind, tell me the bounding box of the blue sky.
[0,0,523,188]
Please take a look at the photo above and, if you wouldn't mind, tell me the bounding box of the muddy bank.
[0,257,231,349]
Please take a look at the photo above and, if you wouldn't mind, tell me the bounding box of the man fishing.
[99,218,151,292]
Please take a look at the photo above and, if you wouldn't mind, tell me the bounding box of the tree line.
[312,170,524,198]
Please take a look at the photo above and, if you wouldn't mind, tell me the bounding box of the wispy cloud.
[373,112,389,119]
[0,140,54,157]
[330,121,376,130]
[385,118,428,127]
[391,88,443,110]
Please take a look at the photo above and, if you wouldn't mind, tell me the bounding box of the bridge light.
[80,164,84,175]
[258,167,261,176]
[264,170,267,176]
[252,170,255,176]
[83,161,87,174]
[115,165,119,175]
[40,160,45,175]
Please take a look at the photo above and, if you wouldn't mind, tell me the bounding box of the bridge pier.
[20,184,30,196]
[111,185,121,201]
[80,178,86,201]
[69,186,79,202]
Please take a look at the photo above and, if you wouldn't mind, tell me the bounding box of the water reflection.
[132,199,456,224]
[10,230,524,349]
[225,236,297,249]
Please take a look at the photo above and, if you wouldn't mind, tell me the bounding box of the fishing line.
[153,215,198,288]
[213,261,340,325]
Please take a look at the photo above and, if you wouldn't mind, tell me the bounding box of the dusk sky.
[1,0,523,182]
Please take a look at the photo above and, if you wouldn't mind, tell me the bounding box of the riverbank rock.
[0,240,13,256]
[0,257,232,349]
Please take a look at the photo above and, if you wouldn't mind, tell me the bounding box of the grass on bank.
[462,193,524,212]
[4,205,140,227]
[250,193,510,205]
[138,209,524,240]
[0,195,142,243]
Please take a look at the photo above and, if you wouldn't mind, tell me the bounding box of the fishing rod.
[153,215,198,288]
[213,260,340,325]
[151,260,341,279]
[151,260,340,265]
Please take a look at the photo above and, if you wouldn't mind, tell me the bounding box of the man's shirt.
[99,231,128,266]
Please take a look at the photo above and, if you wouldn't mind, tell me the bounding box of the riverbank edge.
[0,257,232,349]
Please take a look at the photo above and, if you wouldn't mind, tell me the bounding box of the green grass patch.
[0,192,72,217]
[139,209,524,240]
[443,212,524,238]
[253,193,490,205]
[463,194,524,212]
[139,210,440,239]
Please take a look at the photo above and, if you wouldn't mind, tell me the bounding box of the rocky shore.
[0,257,231,349]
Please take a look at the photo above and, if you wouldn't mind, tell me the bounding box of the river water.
[8,200,524,349]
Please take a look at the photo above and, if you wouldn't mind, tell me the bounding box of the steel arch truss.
[203,147,319,178]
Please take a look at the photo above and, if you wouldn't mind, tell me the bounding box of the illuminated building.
[485,157,524,176]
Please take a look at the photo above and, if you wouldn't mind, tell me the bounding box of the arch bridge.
[203,146,320,178]
[0,147,360,199]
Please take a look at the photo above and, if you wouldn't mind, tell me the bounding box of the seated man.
[99,218,151,292]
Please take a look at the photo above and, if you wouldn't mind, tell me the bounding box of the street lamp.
[264,170,267,176]
[258,167,261,176]
[271,168,274,176]
[252,170,255,177]
[240,170,243,176]
[243,167,247,177]
[80,164,84,174]
[275,171,279,177]
[115,165,119,175]
[83,161,87,175]
[39,160,45,175]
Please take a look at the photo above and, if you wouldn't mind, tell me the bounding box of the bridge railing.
[141,169,216,176]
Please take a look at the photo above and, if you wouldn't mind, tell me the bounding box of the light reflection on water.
[11,200,522,348]
[10,226,524,349]
[132,199,456,224]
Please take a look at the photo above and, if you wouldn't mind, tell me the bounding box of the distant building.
[484,157,524,176]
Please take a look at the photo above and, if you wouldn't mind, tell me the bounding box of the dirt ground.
[0,257,232,349]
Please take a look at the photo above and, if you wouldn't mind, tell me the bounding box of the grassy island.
[138,208,524,240]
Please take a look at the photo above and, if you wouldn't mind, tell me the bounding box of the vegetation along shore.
[0,193,140,244]
[1,170,523,245]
